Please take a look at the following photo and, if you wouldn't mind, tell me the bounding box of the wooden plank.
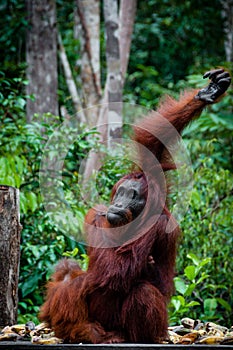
[0,343,233,350]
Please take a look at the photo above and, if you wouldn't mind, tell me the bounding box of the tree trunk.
[26,0,58,122]
[0,186,21,327]
[221,0,233,62]
[76,0,101,125]
[119,0,137,82]
[82,0,137,181]
[104,0,123,147]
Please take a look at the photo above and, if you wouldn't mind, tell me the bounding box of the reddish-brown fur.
[39,85,225,343]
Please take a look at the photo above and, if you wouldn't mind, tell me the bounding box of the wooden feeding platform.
[1,344,233,350]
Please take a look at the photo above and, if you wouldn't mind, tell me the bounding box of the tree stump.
[0,185,21,327]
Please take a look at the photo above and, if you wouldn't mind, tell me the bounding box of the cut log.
[0,185,21,327]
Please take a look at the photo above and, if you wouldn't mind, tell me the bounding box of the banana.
[32,336,63,344]
[197,335,224,344]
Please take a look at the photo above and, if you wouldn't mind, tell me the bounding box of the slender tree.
[221,0,233,63]
[104,0,123,145]
[119,0,137,82]
[80,0,137,181]
[76,0,101,125]
[26,0,58,122]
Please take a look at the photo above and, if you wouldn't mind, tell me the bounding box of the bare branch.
[58,33,86,123]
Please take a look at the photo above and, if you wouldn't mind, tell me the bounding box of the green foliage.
[166,71,233,325]
[0,74,98,323]
[0,1,27,69]
[170,91,233,325]
[169,253,232,324]
[125,0,227,108]
[174,157,233,325]
[129,0,225,83]
[183,98,233,171]
[63,247,89,271]
[124,64,175,108]
[170,252,232,325]
[169,253,210,324]
[18,234,66,324]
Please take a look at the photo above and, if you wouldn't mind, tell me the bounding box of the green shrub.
[0,73,97,323]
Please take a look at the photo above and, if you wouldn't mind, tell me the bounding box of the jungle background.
[0,0,232,327]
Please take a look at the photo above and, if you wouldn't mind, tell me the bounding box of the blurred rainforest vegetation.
[0,0,232,326]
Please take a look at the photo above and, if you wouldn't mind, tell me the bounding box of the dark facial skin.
[107,180,146,227]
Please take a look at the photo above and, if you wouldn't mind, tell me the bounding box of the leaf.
[187,253,200,266]
[21,274,41,297]
[216,298,232,312]
[174,277,187,295]
[20,192,28,214]
[26,191,38,212]
[7,155,16,173]
[2,175,16,187]
[16,97,26,109]
[196,273,210,284]
[184,265,196,281]
[14,173,22,188]
[184,283,196,297]
[18,302,28,310]
[78,140,90,149]
[200,257,211,267]
[191,190,202,207]
[63,247,79,258]
[15,156,25,175]
[171,297,181,312]
[30,245,40,259]
[204,298,218,317]
[186,301,200,307]
[176,295,186,306]
[0,157,8,176]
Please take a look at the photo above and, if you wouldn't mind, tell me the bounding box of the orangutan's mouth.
[107,210,128,226]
